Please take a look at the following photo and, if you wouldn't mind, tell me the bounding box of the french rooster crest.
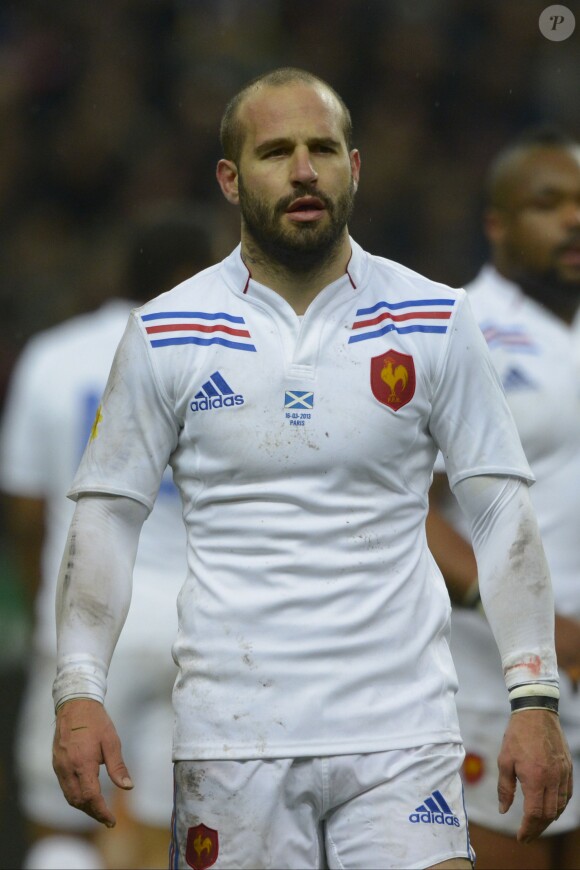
[380,359,408,402]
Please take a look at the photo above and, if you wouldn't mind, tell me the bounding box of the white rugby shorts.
[170,743,475,869]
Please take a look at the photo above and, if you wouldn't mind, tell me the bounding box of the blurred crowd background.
[0,0,578,865]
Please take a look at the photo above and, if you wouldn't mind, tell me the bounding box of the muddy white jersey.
[69,241,532,760]
[446,266,580,726]
[0,299,185,656]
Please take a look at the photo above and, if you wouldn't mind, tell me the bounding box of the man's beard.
[512,242,580,312]
[238,175,356,273]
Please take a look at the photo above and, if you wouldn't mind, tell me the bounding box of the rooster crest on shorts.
[462,751,485,785]
[370,350,416,410]
[186,823,219,870]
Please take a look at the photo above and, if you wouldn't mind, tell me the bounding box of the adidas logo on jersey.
[409,790,460,827]
[501,366,537,392]
[190,371,244,412]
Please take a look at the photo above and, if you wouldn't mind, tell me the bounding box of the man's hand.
[52,698,133,827]
[497,709,573,843]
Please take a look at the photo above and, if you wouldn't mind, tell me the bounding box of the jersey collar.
[476,265,577,331]
[472,265,526,309]
[221,236,369,301]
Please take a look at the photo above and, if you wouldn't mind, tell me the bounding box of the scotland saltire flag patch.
[284,391,314,410]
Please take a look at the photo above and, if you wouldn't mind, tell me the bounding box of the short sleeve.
[429,294,534,490]
[68,314,179,511]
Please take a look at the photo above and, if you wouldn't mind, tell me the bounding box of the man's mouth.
[558,243,580,266]
[286,196,326,222]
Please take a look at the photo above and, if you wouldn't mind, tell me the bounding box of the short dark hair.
[219,67,353,165]
[126,205,213,302]
[485,123,579,208]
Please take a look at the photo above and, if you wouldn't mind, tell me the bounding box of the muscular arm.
[52,493,148,826]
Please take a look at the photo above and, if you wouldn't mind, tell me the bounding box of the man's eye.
[529,193,566,211]
[532,199,560,211]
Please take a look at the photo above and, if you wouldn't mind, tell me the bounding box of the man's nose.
[290,148,318,185]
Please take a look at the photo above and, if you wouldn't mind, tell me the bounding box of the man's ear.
[484,207,507,246]
[350,149,361,193]
[216,159,240,204]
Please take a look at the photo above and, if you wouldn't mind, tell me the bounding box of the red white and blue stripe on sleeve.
[481,323,538,354]
[141,311,257,352]
[348,298,455,343]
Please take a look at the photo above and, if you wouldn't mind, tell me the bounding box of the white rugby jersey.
[446,266,580,732]
[0,300,185,656]
[69,241,532,760]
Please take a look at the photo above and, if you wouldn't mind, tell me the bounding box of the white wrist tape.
[508,683,560,701]
[53,653,107,711]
